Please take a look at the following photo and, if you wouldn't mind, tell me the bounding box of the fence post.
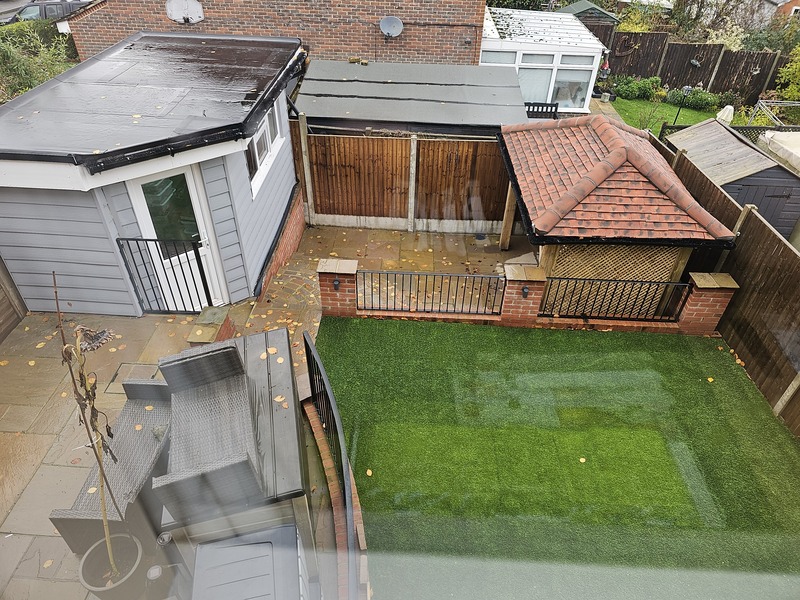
[762,51,782,97]
[707,48,726,92]
[299,112,316,225]
[407,135,417,232]
[713,203,757,272]
[500,264,546,328]
[774,372,800,417]
[678,272,738,336]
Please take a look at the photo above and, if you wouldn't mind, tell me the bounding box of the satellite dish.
[380,16,404,38]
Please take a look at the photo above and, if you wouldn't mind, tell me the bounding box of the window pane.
[517,68,552,103]
[19,6,41,20]
[521,53,554,64]
[255,132,268,164]
[45,4,63,18]
[480,51,517,65]
[552,69,592,109]
[142,174,199,258]
[267,109,279,145]
[561,55,594,65]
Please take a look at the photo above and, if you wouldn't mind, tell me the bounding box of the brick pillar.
[500,264,547,328]
[317,258,358,318]
[678,272,738,336]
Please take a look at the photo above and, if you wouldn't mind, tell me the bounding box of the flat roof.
[0,32,304,172]
[295,60,527,131]
[483,7,606,52]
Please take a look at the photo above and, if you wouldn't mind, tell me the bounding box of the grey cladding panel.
[0,187,137,316]
[200,157,249,302]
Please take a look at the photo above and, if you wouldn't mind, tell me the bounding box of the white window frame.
[247,100,285,195]
[792,6,800,15]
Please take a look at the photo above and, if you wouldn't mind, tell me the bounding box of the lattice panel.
[551,244,681,282]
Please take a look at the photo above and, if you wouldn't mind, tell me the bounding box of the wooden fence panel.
[780,385,800,436]
[710,50,779,106]
[672,152,742,230]
[584,22,615,49]
[768,54,789,91]
[659,43,724,89]
[717,211,800,417]
[415,140,508,221]
[308,135,410,218]
[610,32,668,78]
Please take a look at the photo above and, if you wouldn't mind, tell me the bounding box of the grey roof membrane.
[296,60,528,128]
[0,32,301,160]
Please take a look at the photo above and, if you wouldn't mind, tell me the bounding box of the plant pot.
[79,534,146,600]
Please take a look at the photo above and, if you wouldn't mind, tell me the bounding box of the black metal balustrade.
[356,271,505,315]
[540,277,691,322]
[303,332,358,600]
[117,238,211,314]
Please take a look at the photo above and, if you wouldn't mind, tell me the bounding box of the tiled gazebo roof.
[500,115,735,245]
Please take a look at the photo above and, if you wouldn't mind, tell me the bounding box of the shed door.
[128,167,228,312]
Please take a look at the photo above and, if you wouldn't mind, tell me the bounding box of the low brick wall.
[317,260,739,337]
[257,190,306,302]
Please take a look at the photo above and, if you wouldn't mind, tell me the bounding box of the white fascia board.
[0,139,247,192]
[481,38,602,54]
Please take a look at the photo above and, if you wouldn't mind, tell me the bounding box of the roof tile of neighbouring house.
[500,115,735,242]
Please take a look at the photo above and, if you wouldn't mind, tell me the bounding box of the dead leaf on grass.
[707,377,714,383]
[366,469,373,476]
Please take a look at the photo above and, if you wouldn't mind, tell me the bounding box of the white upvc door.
[128,166,228,312]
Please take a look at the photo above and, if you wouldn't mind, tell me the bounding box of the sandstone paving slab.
[1,465,88,536]
[135,319,196,365]
[0,434,54,526]
[0,358,68,407]
[0,534,33,594]
[1,577,87,600]
[42,409,120,469]
[12,535,81,581]
[0,407,42,433]
[27,381,78,436]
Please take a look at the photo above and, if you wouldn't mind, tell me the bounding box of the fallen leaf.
[260,351,268,360]
[24,326,29,331]
[180,320,188,325]
[167,318,174,323]
[145,405,154,411]
[70,458,81,465]
[42,559,53,569]
[311,485,317,493]
[87,487,97,494]
[329,252,339,257]
[134,424,143,431]
[729,349,735,354]
[115,334,123,339]
[0,360,8,367]
[366,469,373,477]
[60,392,68,398]
[28,360,35,367]
[267,347,278,354]
[293,362,299,367]
[282,401,289,409]
[277,357,284,364]
[108,347,117,353]
[195,329,204,336]
[579,457,586,463]
[707,377,714,383]
[245,323,253,328]
[118,344,126,350]
[273,395,286,403]
[45,335,53,341]
[35,342,46,349]
[168,332,175,337]
[717,346,724,351]
[186,316,194,322]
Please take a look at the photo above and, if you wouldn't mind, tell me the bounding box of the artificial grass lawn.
[612,98,716,130]
[315,319,800,576]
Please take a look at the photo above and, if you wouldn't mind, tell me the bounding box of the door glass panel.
[18,6,41,20]
[552,68,592,109]
[518,68,552,103]
[141,173,199,259]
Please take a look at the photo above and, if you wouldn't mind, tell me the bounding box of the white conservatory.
[481,8,606,113]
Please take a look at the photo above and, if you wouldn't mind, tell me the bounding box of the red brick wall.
[69,0,484,63]
[257,189,306,302]
[317,272,357,318]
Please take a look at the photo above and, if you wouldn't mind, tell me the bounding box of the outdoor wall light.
[333,278,341,291]
[521,285,529,299]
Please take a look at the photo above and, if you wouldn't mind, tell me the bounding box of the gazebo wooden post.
[499,183,516,250]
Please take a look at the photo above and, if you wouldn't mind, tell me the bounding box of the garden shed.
[666,119,800,240]
[499,115,735,320]
[480,7,606,113]
[0,32,306,316]
[292,60,527,232]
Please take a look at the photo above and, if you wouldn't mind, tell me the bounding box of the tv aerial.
[379,16,404,38]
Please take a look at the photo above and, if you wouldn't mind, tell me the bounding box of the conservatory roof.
[499,115,735,245]
[483,7,607,52]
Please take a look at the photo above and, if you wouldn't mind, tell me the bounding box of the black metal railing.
[303,332,358,600]
[117,238,212,314]
[357,271,505,315]
[539,277,691,322]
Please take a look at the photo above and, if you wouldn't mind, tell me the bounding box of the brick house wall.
[67,0,484,63]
